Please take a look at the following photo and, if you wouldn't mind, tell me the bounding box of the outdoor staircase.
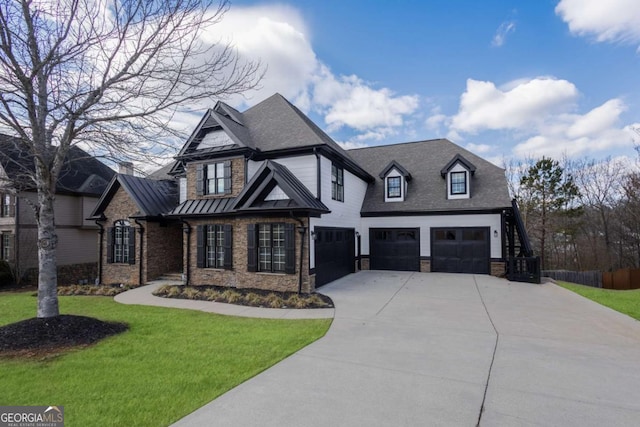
[504,199,541,283]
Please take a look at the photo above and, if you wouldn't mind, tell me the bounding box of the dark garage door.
[431,227,490,274]
[314,227,355,287]
[369,228,420,271]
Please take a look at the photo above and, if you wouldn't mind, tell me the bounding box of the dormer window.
[387,176,402,198]
[450,171,467,195]
[441,153,476,200]
[379,160,411,203]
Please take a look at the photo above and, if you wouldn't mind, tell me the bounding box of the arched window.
[108,220,134,264]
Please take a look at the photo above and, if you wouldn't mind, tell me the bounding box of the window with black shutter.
[198,160,232,196]
[196,224,232,269]
[249,223,295,274]
[1,232,12,261]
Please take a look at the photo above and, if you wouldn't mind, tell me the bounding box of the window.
[113,220,132,263]
[197,224,232,269]
[1,193,13,217]
[196,161,231,196]
[1,233,11,261]
[206,225,225,268]
[331,163,344,202]
[450,171,467,195]
[387,176,401,198]
[258,223,285,272]
[247,223,294,274]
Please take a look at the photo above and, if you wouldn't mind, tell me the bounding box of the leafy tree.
[519,157,581,269]
[0,0,261,318]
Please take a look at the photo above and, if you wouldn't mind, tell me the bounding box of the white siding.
[248,155,318,197]
[179,178,187,203]
[361,213,503,259]
[309,155,368,268]
[265,185,288,201]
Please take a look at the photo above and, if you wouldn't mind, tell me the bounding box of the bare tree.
[0,0,262,318]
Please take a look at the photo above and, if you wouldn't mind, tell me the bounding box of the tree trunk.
[36,183,59,318]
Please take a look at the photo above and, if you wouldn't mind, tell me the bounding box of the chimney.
[119,162,134,175]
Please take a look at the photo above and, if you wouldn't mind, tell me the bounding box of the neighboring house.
[90,93,533,292]
[0,134,115,284]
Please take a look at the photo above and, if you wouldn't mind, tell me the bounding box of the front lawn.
[0,292,331,426]
[556,281,640,321]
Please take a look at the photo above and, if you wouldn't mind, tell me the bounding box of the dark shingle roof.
[348,139,511,214]
[147,162,177,180]
[90,174,178,219]
[0,134,115,196]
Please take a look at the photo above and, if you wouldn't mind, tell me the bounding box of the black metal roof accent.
[89,174,178,219]
[231,160,329,215]
[440,153,477,177]
[0,133,115,196]
[378,160,412,181]
[166,196,236,217]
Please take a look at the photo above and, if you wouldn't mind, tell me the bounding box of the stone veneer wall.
[359,256,505,278]
[491,261,505,277]
[144,221,182,282]
[185,216,312,293]
[186,157,245,200]
[100,187,140,285]
[420,259,431,272]
[21,262,98,286]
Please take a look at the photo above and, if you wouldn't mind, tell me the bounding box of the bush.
[221,289,242,304]
[182,287,200,299]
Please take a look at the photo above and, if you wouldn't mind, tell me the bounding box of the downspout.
[290,212,307,295]
[134,219,144,286]
[95,220,104,285]
[180,219,191,286]
[314,147,322,200]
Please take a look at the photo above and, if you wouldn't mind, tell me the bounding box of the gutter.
[180,219,191,285]
[134,219,144,286]
[95,220,104,284]
[290,212,307,295]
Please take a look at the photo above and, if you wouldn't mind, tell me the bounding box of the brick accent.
[360,257,370,271]
[420,259,431,272]
[143,221,182,282]
[491,261,505,277]
[186,216,313,293]
[100,187,183,285]
[186,157,245,200]
[22,262,98,286]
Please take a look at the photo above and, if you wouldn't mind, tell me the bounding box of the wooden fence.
[602,268,640,290]
[542,270,602,288]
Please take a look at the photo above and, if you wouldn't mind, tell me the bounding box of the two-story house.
[0,134,115,284]
[90,93,528,292]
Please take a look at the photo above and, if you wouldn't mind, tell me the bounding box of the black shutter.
[196,164,205,196]
[223,160,232,194]
[127,227,136,265]
[8,195,14,217]
[284,223,296,274]
[223,224,233,270]
[196,225,206,268]
[247,224,257,272]
[106,227,114,263]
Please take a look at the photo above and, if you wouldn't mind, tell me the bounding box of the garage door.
[314,227,355,287]
[431,227,490,274]
[369,228,420,271]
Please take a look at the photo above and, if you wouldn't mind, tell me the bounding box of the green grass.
[556,281,640,321]
[0,293,331,426]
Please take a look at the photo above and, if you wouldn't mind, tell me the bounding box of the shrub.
[203,288,220,301]
[264,293,284,309]
[154,285,172,296]
[166,286,182,298]
[182,287,200,299]
[221,289,241,304]
[243,292,261,306]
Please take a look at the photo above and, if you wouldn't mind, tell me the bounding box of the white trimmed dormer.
[440,154,476,200]
[379,161,412,203]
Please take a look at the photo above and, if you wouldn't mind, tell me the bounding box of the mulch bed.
[0,315,128,359]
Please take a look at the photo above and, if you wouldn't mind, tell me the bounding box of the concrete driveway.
[173,271,640,426]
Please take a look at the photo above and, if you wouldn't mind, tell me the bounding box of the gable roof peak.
[440,153,477,177]
[378,160,412,181]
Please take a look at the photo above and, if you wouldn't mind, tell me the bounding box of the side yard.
[557,280,640,321]
[0,293,331,426]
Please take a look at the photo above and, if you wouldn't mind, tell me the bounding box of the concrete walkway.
[114,281,334,319]
[171,271,640,427]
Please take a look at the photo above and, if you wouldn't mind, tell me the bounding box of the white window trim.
[447,163,470,200]
[383,168,405,202]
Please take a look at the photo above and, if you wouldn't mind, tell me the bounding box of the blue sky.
[192,0,640,164]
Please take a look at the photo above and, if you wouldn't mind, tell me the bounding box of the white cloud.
[200,5,419,141]
[556,0,640,46]
[451,78,579,133]
[492,21,516,47]
[465,143,493,154]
